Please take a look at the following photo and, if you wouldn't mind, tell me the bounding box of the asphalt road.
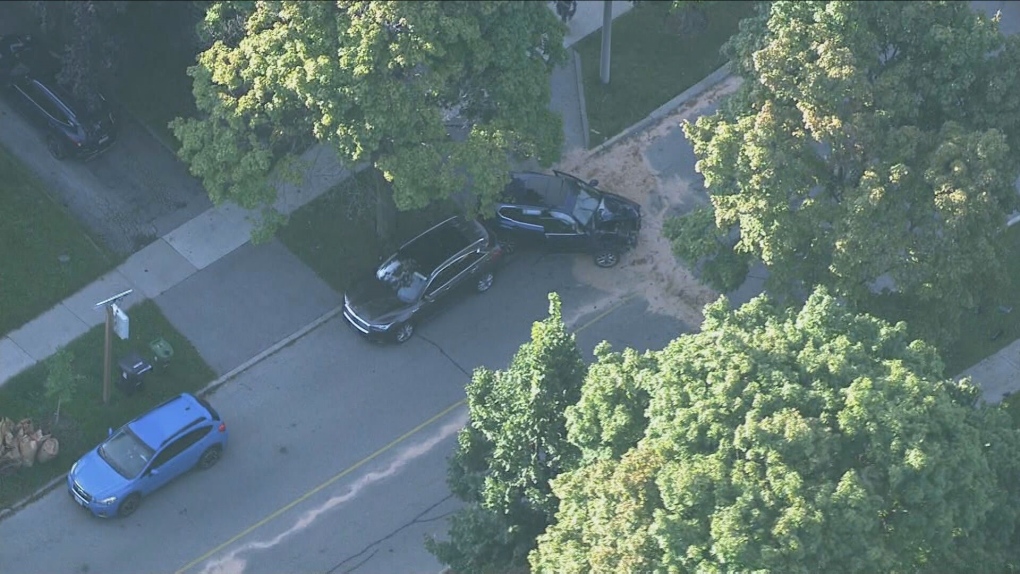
[0,252,686,574]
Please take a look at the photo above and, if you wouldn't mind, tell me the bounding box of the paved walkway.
[4,0,1017,405]
[0,0,630,385]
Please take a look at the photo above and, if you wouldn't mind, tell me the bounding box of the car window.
[427,252,482,296]
[23,82,70,124]
[499,206,544,227]
[542,212,578,234]
[152,426,212,469]
[98,428,156,479]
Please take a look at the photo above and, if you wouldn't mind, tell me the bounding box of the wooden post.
[103,304,113,404]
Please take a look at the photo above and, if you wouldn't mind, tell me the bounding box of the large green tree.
[428,293,586,573]
[173,1,566,237]
[678,1,1020,344]
[532,287,1020,573]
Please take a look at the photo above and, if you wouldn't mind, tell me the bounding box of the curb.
[589,61,733,155]
[572,48,591,151]
[0,475,65,523]
[0,304,343,523]
[198,304,343,398]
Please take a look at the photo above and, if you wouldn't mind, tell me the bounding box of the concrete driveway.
[0,3,211,257]
[0,251,686,574]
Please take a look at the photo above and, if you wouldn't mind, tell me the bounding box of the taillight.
[218,423,226,432]
[492,245,504,261]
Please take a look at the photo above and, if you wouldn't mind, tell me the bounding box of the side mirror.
[589,179,599,187]
[149,468,160,476]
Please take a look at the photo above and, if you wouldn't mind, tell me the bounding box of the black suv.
[491,170,642,267]
[343,216,504,343]
[0,34,117,160]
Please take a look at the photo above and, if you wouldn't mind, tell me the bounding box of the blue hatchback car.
[67,393,228,518]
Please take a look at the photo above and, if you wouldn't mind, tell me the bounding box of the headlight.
[370,322,394,331]
[98,496,118,505]
[69,461,78,474]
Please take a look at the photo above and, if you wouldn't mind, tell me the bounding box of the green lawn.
[861,224,1020,379]
[113,3,202,150]
[576,1,757,147]
[0,147,115,335]
[0,300,215,510]
[278,168,458,294]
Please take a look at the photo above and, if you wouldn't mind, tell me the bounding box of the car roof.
[506,172,575,210]
[398,216,487,273]
[127,393,211,450]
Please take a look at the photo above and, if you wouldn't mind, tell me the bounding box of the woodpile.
[0,417,59,471]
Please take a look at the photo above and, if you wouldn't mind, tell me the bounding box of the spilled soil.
[556,75,743,328]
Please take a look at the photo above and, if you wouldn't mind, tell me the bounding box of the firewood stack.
[0,417,60,470]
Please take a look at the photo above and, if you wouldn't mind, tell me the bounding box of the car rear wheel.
[476,271,494,293]
[118,493,141,518]
[46,135,68,160]
[198,445,222,470]
[394,322,414,343]
[594,249,619,268]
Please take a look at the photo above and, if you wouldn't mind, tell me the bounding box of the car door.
[541,210,589,253]
[421,253,482,316]
[495,206,545,247]
[138,426,211,494]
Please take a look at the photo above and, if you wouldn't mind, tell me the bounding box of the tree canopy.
[531,287,1020,573]
[678,0,1020,344]
[173,1,566,233]
[429,293,586,574]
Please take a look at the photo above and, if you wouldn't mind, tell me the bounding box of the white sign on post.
[112,303,129,340]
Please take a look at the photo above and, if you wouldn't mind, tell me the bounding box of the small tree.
[44,348,83,426]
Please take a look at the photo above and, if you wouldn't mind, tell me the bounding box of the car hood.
[345,278,411,324]
[597,192,642,223]
[70,448,129,499]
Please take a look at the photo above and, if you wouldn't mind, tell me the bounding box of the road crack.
[324,493,456,573]
[419,334,471,378]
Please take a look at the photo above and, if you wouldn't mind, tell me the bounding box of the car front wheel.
[594,249,619,268]
[498,237,516,256]
[476,271,494,293]
[198,445,222,470]
[118,493,141,518]
[393,322,414,343]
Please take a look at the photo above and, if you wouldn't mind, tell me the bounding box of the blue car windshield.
[99,428,155,479]
[376,257,428,303]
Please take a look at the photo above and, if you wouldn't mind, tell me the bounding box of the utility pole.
[600,0,613,84]
[94,289,133,404]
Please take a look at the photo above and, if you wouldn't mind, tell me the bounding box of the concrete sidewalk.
[0,144,354,383]
[7,0,1016,406]
[0,0,632,385]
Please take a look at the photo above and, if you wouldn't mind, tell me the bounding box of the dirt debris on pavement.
[556,75,744,328]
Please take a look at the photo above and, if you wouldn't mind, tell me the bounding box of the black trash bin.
[118,351,153,395]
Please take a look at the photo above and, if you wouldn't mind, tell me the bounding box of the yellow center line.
[175,291,638,573]
[174,399,466,574]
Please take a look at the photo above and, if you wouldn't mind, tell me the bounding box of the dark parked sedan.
[491,170,642,267]
[0,34,116,160]
[343,215,504,343]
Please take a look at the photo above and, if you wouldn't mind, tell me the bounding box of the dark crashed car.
[491,170,642,268]
[343,216,504,343]
[0,34,116,160]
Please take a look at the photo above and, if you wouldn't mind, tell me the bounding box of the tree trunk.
[374,168,398,243]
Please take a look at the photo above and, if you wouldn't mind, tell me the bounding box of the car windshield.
[571,185,603,227]
[98,428,155,479]
[376,257,428,303]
